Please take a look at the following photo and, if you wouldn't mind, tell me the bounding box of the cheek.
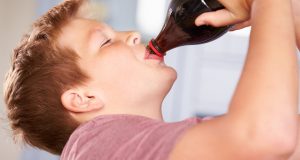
[101,48,143,75]
[88,57,140,84]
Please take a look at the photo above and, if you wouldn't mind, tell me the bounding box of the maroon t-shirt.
[61,114,201,160]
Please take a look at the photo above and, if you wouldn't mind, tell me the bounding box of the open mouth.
[144,48,164,61]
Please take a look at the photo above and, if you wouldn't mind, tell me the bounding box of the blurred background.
[0,0,298,160]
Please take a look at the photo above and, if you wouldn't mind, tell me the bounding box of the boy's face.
[58,18,177,105]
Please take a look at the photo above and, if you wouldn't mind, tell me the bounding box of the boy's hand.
[195,0,252,27]
[228,0,300,35]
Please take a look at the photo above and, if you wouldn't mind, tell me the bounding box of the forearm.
[292,0,300,49]
[228,0,298,154]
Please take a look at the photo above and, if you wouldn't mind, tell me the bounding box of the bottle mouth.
[145,47,164,61]
[148,39,166,57]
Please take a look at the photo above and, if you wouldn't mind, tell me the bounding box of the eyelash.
[101,39,111,47]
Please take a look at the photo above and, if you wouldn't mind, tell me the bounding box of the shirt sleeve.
[61,115,200,160]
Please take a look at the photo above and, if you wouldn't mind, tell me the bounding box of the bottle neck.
[147,39,166,57]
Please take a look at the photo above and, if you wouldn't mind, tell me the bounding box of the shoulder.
[61,114,200,160]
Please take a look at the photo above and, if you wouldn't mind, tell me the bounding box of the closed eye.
[101,39,111,47]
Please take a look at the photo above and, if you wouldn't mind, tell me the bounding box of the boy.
[4,0,300,159]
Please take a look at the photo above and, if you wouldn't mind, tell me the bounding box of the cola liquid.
[147,0,231,57]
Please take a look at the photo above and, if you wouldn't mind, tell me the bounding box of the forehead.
[58,18,105,54]
[63,18,104,31]
[59,18,105,40]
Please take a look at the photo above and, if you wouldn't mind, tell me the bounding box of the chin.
[166,66,177,80]
[169,68,177,83]
[145,68,177,101]
[162,67,177,88]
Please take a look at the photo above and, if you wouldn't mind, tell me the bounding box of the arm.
[288,117,300,160]
[293,0,300,49]
[170,0,298,159]
[227,0,298,149]
[288,1,300,159]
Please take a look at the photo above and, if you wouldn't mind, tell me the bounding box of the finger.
[229,20,251,31]
[195,9,243,27]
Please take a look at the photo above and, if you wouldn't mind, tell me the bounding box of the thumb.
[195,9,242,27]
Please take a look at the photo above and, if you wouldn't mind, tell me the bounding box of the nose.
[119,31,141,46]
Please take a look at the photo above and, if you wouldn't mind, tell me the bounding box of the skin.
[292,0,300,49]
[57,0,299,159]
[287,0,300,159]
[196,0,300,158]
[58,18,177,122]
[171,0,298,159]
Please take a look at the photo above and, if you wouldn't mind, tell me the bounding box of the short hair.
[3,0,90,155]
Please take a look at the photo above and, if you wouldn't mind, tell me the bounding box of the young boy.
[4,0,300,159]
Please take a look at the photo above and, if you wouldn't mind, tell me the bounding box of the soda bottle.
[147,0,231,57]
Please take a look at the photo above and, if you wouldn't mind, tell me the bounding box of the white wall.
[0,0,36,159]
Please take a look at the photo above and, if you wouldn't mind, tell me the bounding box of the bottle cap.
[148,39,166,57]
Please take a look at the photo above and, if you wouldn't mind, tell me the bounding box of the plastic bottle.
[147,0,231,57]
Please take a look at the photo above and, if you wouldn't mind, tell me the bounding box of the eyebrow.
[87,28,106,52]
[87,28,98,44]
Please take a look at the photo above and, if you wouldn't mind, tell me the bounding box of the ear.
[61,88,104,113]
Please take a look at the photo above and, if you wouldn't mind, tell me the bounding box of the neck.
[131,102,164,120]
[103,90,167,121]
[107,97,164,121]
[75,98,164,123]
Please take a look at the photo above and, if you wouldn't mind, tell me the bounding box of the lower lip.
[144,49,164,61]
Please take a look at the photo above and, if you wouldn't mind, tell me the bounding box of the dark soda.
[147,0,231,57]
